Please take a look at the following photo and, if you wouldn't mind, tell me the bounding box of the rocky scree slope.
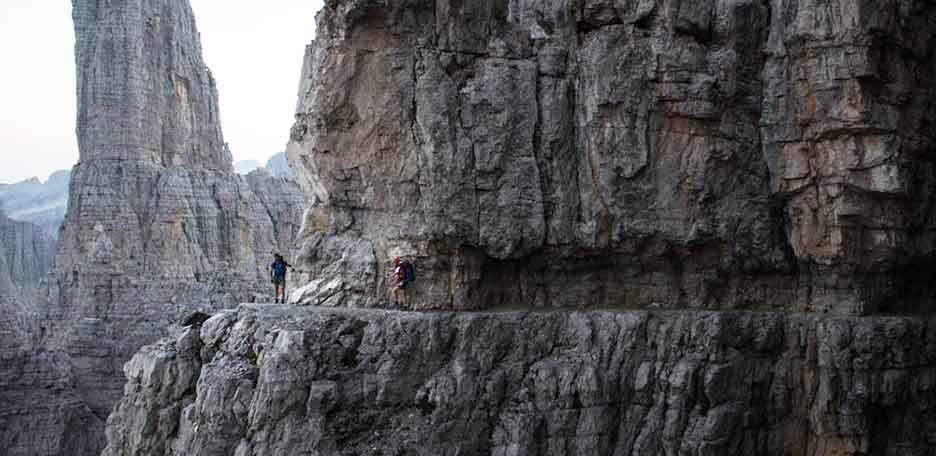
[105,305,936,456]
[0,1,306,455]
[287,0,936,315]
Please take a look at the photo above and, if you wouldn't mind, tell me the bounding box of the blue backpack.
[272,260,288,279]
[403,261,416,284]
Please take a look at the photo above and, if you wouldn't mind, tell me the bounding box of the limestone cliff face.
[0,1,305,455]
[0,213,93,456]
[104,305,936,456]
[101,1,936,455]
[0,210,56,350]
[287,0,936,315]
[72,0,230,169]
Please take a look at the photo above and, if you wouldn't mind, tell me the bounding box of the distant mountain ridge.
[0,151,295,239]
[234,152,295,178]
[264,151,294,178]
[233,159,260,174]
[0,170,70,237]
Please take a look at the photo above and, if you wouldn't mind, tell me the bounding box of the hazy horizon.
[0,0,322,185]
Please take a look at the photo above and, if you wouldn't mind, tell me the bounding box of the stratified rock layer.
[0,1,305,455]
[287,0,936,315]
[72,0,230,169]
[0,211,56,325]
[0,210,56,348]
[0,212,89,456]
[104,305,936,456]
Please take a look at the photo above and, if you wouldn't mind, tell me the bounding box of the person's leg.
[392,286,403,306]
[276,282,285,303]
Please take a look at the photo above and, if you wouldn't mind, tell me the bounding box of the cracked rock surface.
[0,1,306,455]
[287,0,936,314]
[105,305,936,456]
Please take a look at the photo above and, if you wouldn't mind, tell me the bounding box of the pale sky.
[0,1,322,184]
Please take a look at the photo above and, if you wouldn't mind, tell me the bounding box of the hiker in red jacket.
[389,256,415,308]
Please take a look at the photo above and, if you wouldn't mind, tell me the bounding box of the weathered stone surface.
[0,210,56,351]
[44,0,306,426]
[0,350,102,456]
[762,0,936,314]
[0,212,87,456]
[0,169,71,237]
[0,1,307,454]
[104,305,936,456]
[73,0,230,169]
[287,0,936,315]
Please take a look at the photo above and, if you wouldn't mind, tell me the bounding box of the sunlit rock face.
[287,0,936,315]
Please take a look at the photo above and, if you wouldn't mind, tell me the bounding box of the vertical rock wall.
[762,0,936,314]
[0,210,56,351]
[72,0,230,169]
[0,213,93,456]
[287,0,936,315]
[97,2,936,455]
[103,306,936,456]
[0,1,307,455]
[51,0,305,434]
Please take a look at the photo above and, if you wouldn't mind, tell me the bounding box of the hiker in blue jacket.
[270,253,292,303]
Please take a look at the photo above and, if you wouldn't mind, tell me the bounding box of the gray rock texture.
[287,0,936,315]
[49,0,305,427]
[0,169,71,237]
[0,209,56,349]
[72,0,230,170]
[104,305,936,456]
[0,1,306,455]
[0,212,91,456]
[99,1,936,454]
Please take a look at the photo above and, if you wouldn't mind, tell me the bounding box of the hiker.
[389,256,415,308]
[270,253,291,303]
